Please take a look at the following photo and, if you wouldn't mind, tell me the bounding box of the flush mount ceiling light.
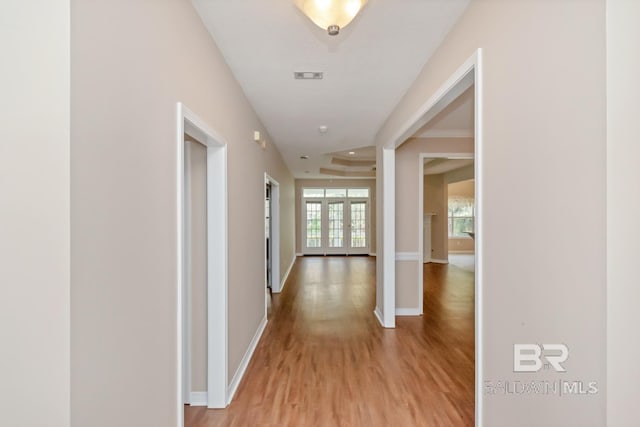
[295,0,368,36]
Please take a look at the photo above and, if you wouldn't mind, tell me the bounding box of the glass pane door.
[305,201,322,252]
[327,201,345,252]
[349,201,368,253]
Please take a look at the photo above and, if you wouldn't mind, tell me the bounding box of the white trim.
[227,316,268,404]
[474,49,484,427]
[177,106,185,427]
[381,49,483,426]
[373,307,385,327]
[382,148,396,328]
[177,103,229,419]
[395,252,420,261]
[277,255,296,294]
[182,141,192,405]
[296,252,303,257]
[429,259,449,264]
[396,308,421,316]
[369,252,377,256]
[449,250,475,254]
[188,392,208,407]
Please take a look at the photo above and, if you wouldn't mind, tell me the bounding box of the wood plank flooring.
[185,256,474,426]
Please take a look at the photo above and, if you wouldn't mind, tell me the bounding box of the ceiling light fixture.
[348,151,356,156]
[295,0,368,36]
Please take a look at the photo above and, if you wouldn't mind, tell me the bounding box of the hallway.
[185,256,474,426]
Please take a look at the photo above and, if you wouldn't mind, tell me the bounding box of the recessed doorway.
[177,103,228,427]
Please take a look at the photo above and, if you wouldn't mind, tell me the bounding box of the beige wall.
[378,0,606,425]
[295,179,376,254]
[265,141,296,286]
[607,0,640,425]
[71,0,293,425]
[448,179,474,198]
[185,141,208,392]
[0,1,70,426]
[394,138,473,311]
[395,137,473,252]
[424,174,447,260]
[448,179,475,253]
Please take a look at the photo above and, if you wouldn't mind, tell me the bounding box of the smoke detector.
[294,71,323,80]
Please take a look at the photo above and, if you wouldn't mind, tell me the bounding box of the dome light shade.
[295,0,368,35]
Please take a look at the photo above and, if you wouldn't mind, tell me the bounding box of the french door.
[303,198,369,255]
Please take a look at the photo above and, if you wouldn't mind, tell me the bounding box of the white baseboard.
[227,316,267,404]
[449,250,475,254]
[430,259,449,264]
[189,392,208,407]
[374,306,385,327]
[396,307,421,316]
[295,252,303,257]
[275,255,296,294]
[369,252,377,257]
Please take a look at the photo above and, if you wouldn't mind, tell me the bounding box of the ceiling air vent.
[294,71,323,80]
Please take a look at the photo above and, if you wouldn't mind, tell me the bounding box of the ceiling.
[414,84,474,138]
[424,158,474,175]
[192,0,470,178]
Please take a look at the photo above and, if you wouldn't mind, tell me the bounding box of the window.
[347,188,369,198]
[448,197,474,237]
[303,187,369,199]
[325,188,347,198]
[303,188,324,198]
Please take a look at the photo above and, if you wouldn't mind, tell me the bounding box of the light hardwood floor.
[185,256,474,426]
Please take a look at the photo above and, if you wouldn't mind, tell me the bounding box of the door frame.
[380,48,484,424]
[177,103,228,423]
[418,153,473,315]
[265,174,281,293]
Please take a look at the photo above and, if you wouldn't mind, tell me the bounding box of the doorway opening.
[381,49,483,422]
[265,174,281,297]
[177,103,228,427]
[418,154,474,314]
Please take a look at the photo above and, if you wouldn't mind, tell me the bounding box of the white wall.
[607,0,640,425]
[0,1,70,426]
[377,0,606,425]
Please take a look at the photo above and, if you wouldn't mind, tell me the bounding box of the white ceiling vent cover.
[294,71,323,80]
